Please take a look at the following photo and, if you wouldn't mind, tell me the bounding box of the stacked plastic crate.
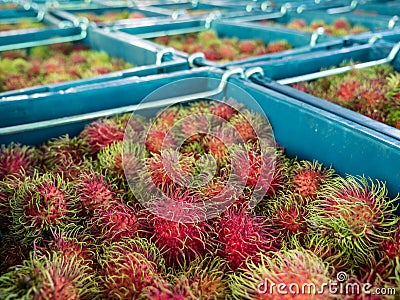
[0,1,400,299]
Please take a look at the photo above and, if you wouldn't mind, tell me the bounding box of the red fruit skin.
[209,101,238,121]
[334,18,350,30]
[292,169,325,199]
[129,12,145,19]
[80,119,124,154]
[219,45,236,60]
[203,49,221,61]
[145,129,171,154]
[215,207,280,270]
[76,171,116,216]
[337,79,360,103]
[2,74,29,91]
[267,42,291,53]
[239,41,256,54]
[0,143,38,179]
[149,215,212,267]
[0,237,29,275]
[89,202,139,242]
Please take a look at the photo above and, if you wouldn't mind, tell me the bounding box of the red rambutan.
[0,142,39,179]
[239,40,257,54]
[215,206,281,270]
[267,40,292,53]
[9,171,78,246]
[89,201,140,243]
[0,251,100,300]
[98,237,165,299]
[219,45,236,60]
[230,249,333,300]
[333,18,350,30]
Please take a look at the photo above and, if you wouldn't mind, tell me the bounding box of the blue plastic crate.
[1,67,399,199]
[354,2,400,16]
[115,18,344,69]
[0,26,187,98]
[240,41,400,142]
[49,6,172,28]
[228,9,399,37]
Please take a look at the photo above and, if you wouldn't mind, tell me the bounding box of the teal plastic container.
[116,18,342,68]
[0,26,187,98]
[1,67,399,200]
[239,42,400,141]
[354,2,400,16]
[49,6,172,28]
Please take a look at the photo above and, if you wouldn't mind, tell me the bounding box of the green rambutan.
[98,237,165,299]
[215,206,281,270]
[0,143,39,179]
[0,251,100,300]
[311,176,399,266]
[9,171,78,246]
[229,249,333,300]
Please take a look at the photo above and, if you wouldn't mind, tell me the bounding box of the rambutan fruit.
[198,30,218,44]
[147,208,214,267]
[143,149,194,191]
[203,48,221,61]
[9,171,78,246]
[219,44,237,61]
[153,255,229,299]
[50,42,74,54]
[0,142,39,179]
[214,206,281,270]
[155,36,170,45]
[290,159,336,202]
[89,201,140,243]
[2,74,29,91]
[379,221,400,260]
[209,99,239,121]
[0,236,29,275]
[228,112,258,143]
[239,40,257,54]
[145,127,176,154]
[267,40,292,53]
[74,170,117,217]
[262,193,310,239]
[287,19,307,29]
[0,251,100,300]
[310,176,399,267]
[79,118,126,155]
[41,134,91,179]
[333,18,350,30]
[229,249,333,300]
[39,225,97,270]
[98,237,165,299]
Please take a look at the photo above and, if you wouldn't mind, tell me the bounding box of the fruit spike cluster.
[76,10,145,23]
[0,19,45,32]
[291,62,400,129]
[0,99,399,299]
[261,17,369,37]
[154,30,292,62]
[0,42,132,92]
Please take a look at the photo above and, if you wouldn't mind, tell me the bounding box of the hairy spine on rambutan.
[41,134,91,180]
[151,255,229,299]
[147,207,214,267]
[98,237,165,299]
[310,176,399,267]
[89,201,140,243]
[290,159,336,202]
[214,206,281,270]
[0,236,29,276]
[0,251,100,300]
[229,249,333,300]
[9,171,78,246]
[74,170,117,217]
[0,142,39,179]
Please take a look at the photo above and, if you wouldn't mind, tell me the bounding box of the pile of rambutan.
[0,99,399,299]
[292,63,400,129]
[261,17,369,36]
[0,42,133,92]
[76,10,145,23]
[153,29,293,62]
[0,19,45,32]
